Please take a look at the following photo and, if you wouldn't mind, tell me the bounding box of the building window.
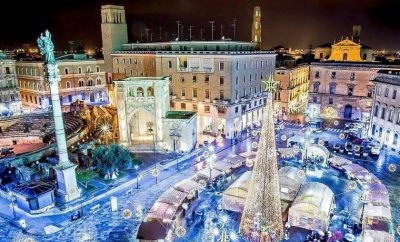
[193,104,198,111]
[376,85,381,96]
[96,66,100,72]
[205,89,210,99]
[235,106,239,113]
[66,82,71,89]
[87,67,92,73]
[88,80,93,86]
[236,62,239,70]
[381,107,386,119]
[205,76,209,84]
[329,83,336,94]
[393,90,397,99]
[386,130,390,142]
[348,86,354,96]
[313,82,320,93]
[394,133,398,145]
[389,109,394,122]
[378,127,383,138]
[137,87,144,97]
[96,78,102,85]
[181,88,186,97]
[384,88,389,97]
[312,96,317,103]
[168,60,172,68]
[65,68,69,75]
[192,75,197,83]
[328,97,333,104]
[192,88,197,98]
[219,62,224,71]
[180,76,185,83]
[78,67,82,74]
[315,71,320,78]
[331,72,336,79]
[147,87,154,96]
[235,76,238,85]
[397,112,400,125]
[180,103,186,110]
[204,105,210,113]
[367,88,373,98]
[78,80,84,87]
[374,105,379,117]
[219,91,224,100]
[350,72,355,80]
[219,77,224,85]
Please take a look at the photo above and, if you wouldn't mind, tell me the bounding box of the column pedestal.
[54,163,81,202]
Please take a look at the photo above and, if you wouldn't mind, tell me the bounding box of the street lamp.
[8,191,16,219]
[134,165,140,189]
[170,123,182,171]
[100,123,111,145]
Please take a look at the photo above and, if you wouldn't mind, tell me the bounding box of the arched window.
[66,81,71,89]
[65,68,69,75]
[147,87,154,96]
[87,66,92,73]
[88,79,93,86]
[78,67,82,74]
[96,78,101,85]
[137,87,144,97]
[78,79,84,87]
[386,130,391,142]
[313,82,320,93]
[393,133,398,145]
[343,53,348,61]
[96,66,100,72]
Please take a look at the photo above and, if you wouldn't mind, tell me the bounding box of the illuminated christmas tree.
[240,76,283,241]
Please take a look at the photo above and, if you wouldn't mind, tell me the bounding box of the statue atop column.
[37,30,56,65]
[37,30,80,202]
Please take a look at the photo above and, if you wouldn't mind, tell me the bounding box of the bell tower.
[352,25,361,44]
[252,6,262,50]
[101,5,128,81]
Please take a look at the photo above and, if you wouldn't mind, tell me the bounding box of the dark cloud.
[0,0,399,50]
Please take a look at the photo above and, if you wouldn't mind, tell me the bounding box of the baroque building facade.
[115,76,197,152]
[369,70,400,151]
[274,64,309,120]
[0,56,22,116]
[16,55,108,109]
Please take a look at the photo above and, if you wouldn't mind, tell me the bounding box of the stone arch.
[137,87,144,97]
[127,108,156,145]
[147,86,154,96]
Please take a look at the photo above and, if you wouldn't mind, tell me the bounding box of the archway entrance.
[344,105,352,119]
[90,92,95,102]
[129,109,156,145]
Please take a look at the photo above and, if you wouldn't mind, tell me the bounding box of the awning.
[363,204,392,221]
[158,188,187,206]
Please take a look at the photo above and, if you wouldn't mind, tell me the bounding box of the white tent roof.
[174,178,201,194]
[366,192,390,207]
[226,155,245,168]
[343,163,366,174]
[365,183,388,195]
[328,156,352,167]
[279,166,306,186]
[306,144,330,158]
[287,135,305,144]
[362,229,394,242]
[223,171,252,199]
[291,182,334,217]
[239,151,257,160]
[363,204,392,221]
[197,168,223,180]
[158,188,187,205]
[147,202,179,221]
[213,160,234,172]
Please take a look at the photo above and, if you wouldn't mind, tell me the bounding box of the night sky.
[1,0,399,50]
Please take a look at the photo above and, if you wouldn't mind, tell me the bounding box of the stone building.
[0,55,22,116]
[369,70,400,151]
[308,62,377,122]
[274,64,309,120]
[16,54,108,109]
[115,76,197,152]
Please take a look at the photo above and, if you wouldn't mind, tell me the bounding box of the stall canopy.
[174,178,201,195]
[363,204,392,221]
[221,171,252,212]
[226,155,245,168]
[362,229,395,242]
[278,166,306,202]
[158,188,187,206]
[196,168,223,181]
[306,145,330,160]
[328,156,352,168]
[239,151,257,160]
[147,202,179,222]
[287,135,305,147]
[278,148,301,158]
[288,182,334,231]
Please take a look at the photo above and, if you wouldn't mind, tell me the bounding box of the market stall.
[362,229,394,242]
[278,166,306,202]
[288,182,334,231]
[221,171,252,212]
[328,156,352,170]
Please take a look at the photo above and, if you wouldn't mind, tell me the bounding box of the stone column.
[46,63,80,202]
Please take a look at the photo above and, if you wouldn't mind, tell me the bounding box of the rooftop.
[13,181,55,199]
[374,70,400,86]
[114,76,169,83]
[165,111,196,120]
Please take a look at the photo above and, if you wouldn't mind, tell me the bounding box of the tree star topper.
[263,75,278,93]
